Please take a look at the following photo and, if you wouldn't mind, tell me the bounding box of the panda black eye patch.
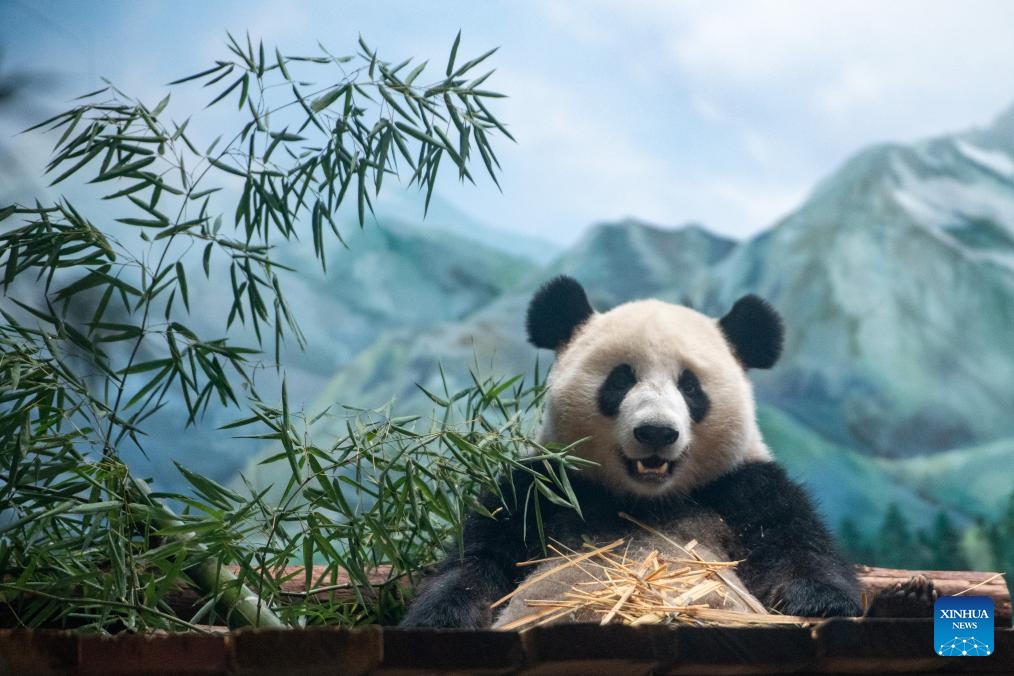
[677,368,710,423]
[597,363,636,417]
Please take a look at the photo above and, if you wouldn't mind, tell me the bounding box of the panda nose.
[633,424,679,448]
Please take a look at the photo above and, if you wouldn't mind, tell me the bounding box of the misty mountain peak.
[972,99,1014,155]
[548,218,736,308]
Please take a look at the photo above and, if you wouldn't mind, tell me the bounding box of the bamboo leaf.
[268,130,305,142]
[310,85,346,112]
[394,121,442,149]
[207,156,246,177]
[275,47,291,80]
[91,156,158,183]
[405,60,428,85]
[377,85,416,122]
[238,73,250,109]
[168,63,229,85]
[446,31,462,76]
[206,75,244,108]
[451,47,499,78]
[151,94,171,117]
[176,262,189,311]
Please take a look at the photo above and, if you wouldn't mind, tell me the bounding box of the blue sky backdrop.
[5,0,1014,244]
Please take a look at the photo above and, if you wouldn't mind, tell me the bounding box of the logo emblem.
[934,596,993,656]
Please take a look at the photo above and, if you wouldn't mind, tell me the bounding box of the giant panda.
[401,276,914,628]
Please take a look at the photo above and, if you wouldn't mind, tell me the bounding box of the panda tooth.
[634,459,670,475]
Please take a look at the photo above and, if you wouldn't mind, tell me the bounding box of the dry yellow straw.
[491,538,625,610]
[492,515,812,631]
[617,512,768,614]
[953,572,1005,596]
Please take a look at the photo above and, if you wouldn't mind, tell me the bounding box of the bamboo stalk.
[128,476,284,628]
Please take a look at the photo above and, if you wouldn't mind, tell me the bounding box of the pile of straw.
[493,514,807,631]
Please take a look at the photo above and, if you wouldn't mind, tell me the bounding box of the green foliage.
[873,503,919,569]
[921,512,969,571]
[0,364,584,630]
[0,33,563,633]
[982,491,1014,591]
[217,372,589,627]
[837,517,874,565]
[839,504,990,572]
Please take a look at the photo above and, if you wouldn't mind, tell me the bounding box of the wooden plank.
[163,564,1010,626]
[854,565,1011,624]
[9,564,1009,629]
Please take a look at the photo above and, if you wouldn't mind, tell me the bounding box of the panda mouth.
[623,454,678,481]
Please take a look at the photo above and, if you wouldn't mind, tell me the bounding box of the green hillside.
[877,437,1014,520]
[757,405,940,534]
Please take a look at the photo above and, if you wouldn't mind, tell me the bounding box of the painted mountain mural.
[225,106,1014,537]
[715,117,1014,458]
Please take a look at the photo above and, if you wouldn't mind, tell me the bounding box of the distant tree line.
[839,491,1014,590]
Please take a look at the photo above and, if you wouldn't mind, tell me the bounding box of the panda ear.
[718,295,784,369]
[526,276,595,350]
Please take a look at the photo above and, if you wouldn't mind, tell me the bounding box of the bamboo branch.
[127,476,285,628]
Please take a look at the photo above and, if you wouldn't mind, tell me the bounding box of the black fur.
[718,295,784,370]
[400,461,861,627]
[677,368,710,423]
[597,363,636,417]
[526,276,595,350]
[694,462,861,617]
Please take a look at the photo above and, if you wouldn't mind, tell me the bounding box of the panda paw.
[399,574,493,628]
[775,579,862,618]
[400,597,489,628]
[864,574,937,618]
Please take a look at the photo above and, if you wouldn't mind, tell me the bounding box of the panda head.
[526,276,783,498]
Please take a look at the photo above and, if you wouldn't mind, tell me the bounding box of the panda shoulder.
[692,460,806,513]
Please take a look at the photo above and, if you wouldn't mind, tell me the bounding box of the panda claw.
[865,575,937,618]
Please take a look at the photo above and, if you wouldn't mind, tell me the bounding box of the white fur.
[541,299,771,498]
